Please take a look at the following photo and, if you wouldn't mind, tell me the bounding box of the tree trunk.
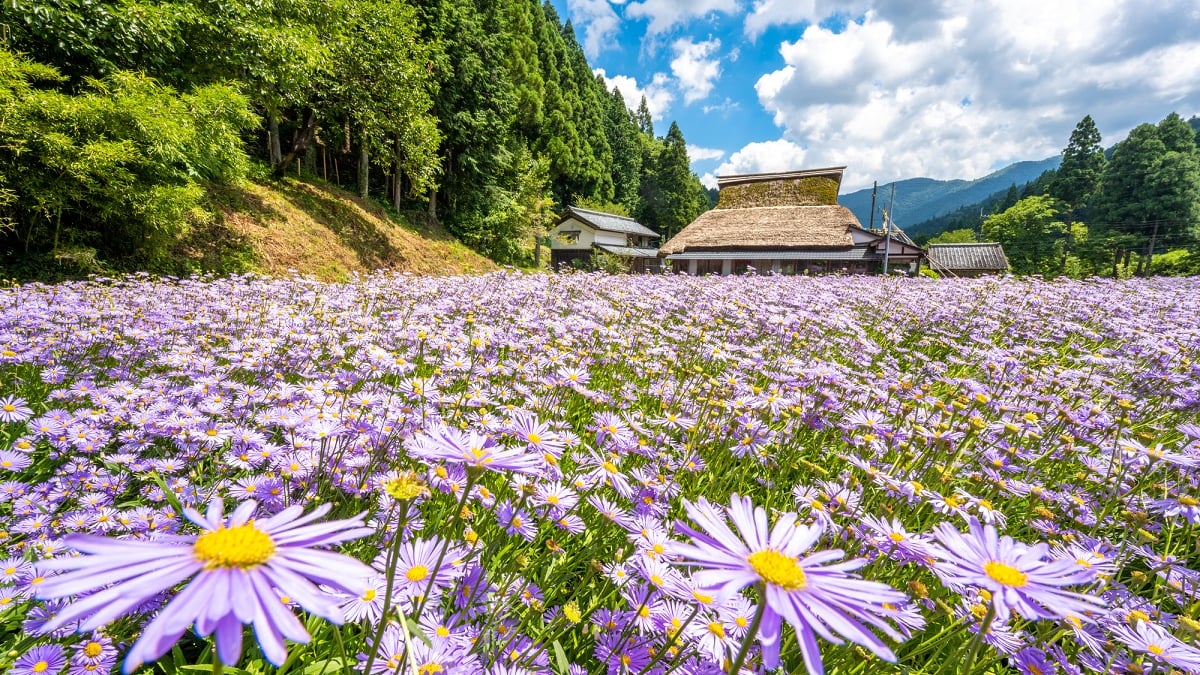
[428,187,437,221]
[272,107,317,179]
[358,131,369,199]
[268,113,283,167]
[393,137,403,212]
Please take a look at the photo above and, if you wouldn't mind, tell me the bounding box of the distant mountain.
[841,156,1062,230]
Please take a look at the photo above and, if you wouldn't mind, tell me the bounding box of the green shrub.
[0,49,257,277]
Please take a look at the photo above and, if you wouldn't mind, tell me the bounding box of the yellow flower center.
[1179,496,1199,507]
[361,589,377,602]
[1147,644,1165,656]
[33,661,50,673]
[84,642,104,657]
[707,622,725,638]
[194,523,276,569]
[527,433,542,444]
[888,532,905,543]
[419,663,444,675]
[2,404,14,412]
[603,461,619,474]
[563,602,582,624]
[983,561,1028,587]
[747,550,808,590]
[406,565,429,582]
[435,626,450,638]
[384,473,427,501]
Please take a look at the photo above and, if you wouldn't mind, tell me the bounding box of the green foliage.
[926,228,978,245]
[982,195,1067,276]
[1,0,713,275]
[1050,115,1104,214]
[0,50,256,275]
[639,122,708,241]
[1149,248,1200,276]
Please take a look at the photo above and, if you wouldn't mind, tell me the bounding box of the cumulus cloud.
[625,0,740,35]
[748,0,1200,190]
[567,0,623,58]
[595,68,675,121]
[712,140,808,177]
[744,0,865,38]
[671,38,723,104]
[687,145,726,162]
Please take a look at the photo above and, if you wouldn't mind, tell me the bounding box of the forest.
[920,114,1200,277]
[0,0,711,276]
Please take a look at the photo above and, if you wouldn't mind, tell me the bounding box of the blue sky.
[548,0,1200,192]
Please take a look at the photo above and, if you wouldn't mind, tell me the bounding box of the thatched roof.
[927,243,1009,272]
[658,205,862,256]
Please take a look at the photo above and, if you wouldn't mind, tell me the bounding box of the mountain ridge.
[841,156,1062,230]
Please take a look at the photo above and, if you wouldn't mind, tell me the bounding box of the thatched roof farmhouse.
[660,167,924,275]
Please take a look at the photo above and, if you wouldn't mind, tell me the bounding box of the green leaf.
[552,639,570,675]
[300,658,347,675]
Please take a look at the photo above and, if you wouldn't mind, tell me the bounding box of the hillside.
[841,157,1061,228]
[187,178,497,281]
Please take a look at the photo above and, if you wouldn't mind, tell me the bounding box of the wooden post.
[1144,220,1160,277]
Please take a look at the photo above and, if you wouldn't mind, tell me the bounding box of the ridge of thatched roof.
[658,205,863,256]
[716,166,846,188]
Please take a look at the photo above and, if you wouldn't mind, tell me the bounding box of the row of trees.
[0,0,710,273]
[929,113,1200,276]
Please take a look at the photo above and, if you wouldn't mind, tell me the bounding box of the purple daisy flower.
[0,395,34,423]
[927,517,1104,623]
[12,644,68,675]
[34,499,375,672]
[406,423,541,475]
[671,495,908,674]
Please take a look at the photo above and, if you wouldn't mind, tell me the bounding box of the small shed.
[550,206,662,273]
[926,243,1010,277]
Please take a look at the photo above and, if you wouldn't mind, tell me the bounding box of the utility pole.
[1144,220,1160,277]
[868,181,878,231]
[883,183,896,275]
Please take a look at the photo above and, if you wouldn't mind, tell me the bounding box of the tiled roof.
[927,243,1010,272]
[596,245,660,259]
[561,207,659,238]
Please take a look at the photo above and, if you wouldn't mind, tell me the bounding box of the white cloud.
[687,145,726,162]
[703,98,740,115]
[712,140,809,176]
[567,0,623,58]
[745,0,844,38]
[625,0,741,35]
[747,0,1200,191]
[671,38,723,104]
[594,68,675,121]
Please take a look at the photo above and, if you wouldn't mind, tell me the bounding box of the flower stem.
[727,585,767,674]
[960,601,995,674]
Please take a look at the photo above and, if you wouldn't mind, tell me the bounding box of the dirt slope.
[191,178,496,281]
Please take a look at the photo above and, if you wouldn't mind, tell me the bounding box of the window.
[556,230,580,245]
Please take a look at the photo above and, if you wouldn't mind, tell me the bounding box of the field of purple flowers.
[0,272,1197,675]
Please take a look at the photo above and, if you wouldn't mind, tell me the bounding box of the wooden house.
[658,167,924,275]
[926,243,1010,277]
[550,206,662,273]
